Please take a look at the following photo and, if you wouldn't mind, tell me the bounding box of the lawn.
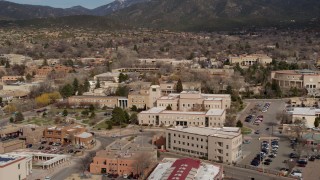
[23,117,54,126]
[241,126,252,135]
[93,120,110,130]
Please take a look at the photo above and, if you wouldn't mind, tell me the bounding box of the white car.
[51,147,58,151]
[44,177,51,180]
[291,170,302,178]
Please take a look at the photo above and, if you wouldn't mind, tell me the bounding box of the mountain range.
[0,0,320,31]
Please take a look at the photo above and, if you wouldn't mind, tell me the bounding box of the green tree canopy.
[176,79,183,93]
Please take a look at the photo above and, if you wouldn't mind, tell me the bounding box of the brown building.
[90,141,157,177]
[43,124,93,148]
[128,85,161,109]
[35,64,73,79]
[0,125,23,138]
[0,139,25,154]
[1,76,25,84]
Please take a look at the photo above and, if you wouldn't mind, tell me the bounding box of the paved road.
[224,165,290,180]
[50,135,115,180]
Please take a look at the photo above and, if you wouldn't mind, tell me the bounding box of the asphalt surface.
[239,99,291,171]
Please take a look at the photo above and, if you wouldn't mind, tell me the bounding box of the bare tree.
[79,151,95,174]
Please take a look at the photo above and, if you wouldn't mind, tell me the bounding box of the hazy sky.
[5,0,114,9]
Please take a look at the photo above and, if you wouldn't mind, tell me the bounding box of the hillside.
[92,0,150,16]
[109,0,320,31]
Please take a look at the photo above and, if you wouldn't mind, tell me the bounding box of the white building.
[229,54,272,66]
[166,126,242,163]
[288,107,320,128]
[0,154,32,180]
[138,107,226,127]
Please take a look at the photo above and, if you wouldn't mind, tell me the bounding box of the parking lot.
[239,100,290,170]
[30,140,86,155]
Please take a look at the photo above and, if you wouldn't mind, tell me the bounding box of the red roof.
[167,158,201,180]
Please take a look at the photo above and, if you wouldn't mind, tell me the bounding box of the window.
[226,145,229,149]
[18,164,20,169]
[226,153,229,156]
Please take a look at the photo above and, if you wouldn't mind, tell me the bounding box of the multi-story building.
[0,154,32,180]
[0,124,23,138]
[35,64,73,80]
[68,95,128,109]
[166,126,242,163]
[43,124,93,148]
[157,91,231,111]
[128,85,161,109]
[138,107,226,127]
[271,69,320,96]
[90,140,157,176]
[148,158,223,180]
[229,54,272,66]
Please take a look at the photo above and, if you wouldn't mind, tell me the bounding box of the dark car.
[309,156,316,161]
[263,161,270,165]
[68,149,74,153]
[41,141,47,144]
[269,154,276,158]
[316,155,320,159]
[38,146,45,150]
[45,147,51,150]
[49,142,54,145]
[297,163,306,167]
[26,144,32,148]
[265,159,272,162]
[251,161,259,166]
[290,153,299,158]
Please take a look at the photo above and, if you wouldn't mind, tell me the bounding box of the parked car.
[48,142,53,145]
[263,161,270,165]
[38,146,45,150]
[254,130,260,134]
[291,170,302,178]
[309,156,316,161]
[45,147,51,150]
[243,140,251,144]
[290,153,299,158]
[41,141,47,144]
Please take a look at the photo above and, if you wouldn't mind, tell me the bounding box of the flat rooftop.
[290,107,320,116]
[148,158,221,180]
[168,126,241,139]
[140,107,224,116]
[0,154,24,167]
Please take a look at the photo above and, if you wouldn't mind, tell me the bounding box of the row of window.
[143,120,222,126]
[172,146,207,156]
[173,140,208,149]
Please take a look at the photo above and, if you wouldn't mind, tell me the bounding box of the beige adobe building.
[166,126,242,163]
[43,124,93,148]
[229,54,272,66]
[287,107,320,128]
[68,95,128,109]
[159,81,201,95]
[271,69,320,96]
[1,76,25,83]
[0,154,32,180]
[128,85,161,109]
[157,91,231,111]
[138,107,225,127]
[90,139,157,176]
[0,139,25,154]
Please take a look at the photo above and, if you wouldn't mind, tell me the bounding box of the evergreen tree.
[60,84,74,98]
[315,117,320,128]
[176,79,183,93]
[72,78,79,94]
[62,109,68,117]
[111,107,126,126]
[78,84,84,96]
[236,120,243,128]
[89,104,95,112]
[95,79,101,89]
[5,60,10,68]
[42,59,48,66]
[131,105,138,112]
[84,78,90,92]
[15,112,24,122]
[124,111,130,123]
